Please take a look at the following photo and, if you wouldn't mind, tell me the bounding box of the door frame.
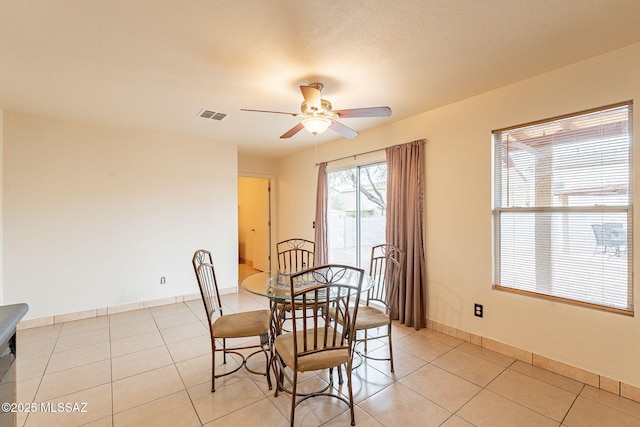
[238,173,276,274]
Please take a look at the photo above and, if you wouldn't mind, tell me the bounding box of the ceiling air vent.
[198,109,228,121]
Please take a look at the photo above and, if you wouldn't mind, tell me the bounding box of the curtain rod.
[315,138,426,167]
[315,147,385,167]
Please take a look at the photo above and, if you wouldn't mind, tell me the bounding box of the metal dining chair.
[276,238,316,329]
[354,244,404,372]
[192,249,272,392]
[276,238,315,273]
[273,264,364,427]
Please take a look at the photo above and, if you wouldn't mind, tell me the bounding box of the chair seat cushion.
[354,305,389,330]
[211,309,270,338]
[275,328,349,372]
[328,305,389,330]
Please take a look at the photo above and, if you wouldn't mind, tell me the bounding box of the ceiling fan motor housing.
[301,99,333,116]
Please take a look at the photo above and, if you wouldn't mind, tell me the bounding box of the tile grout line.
[108,315,115,427]
[560,383,586,426]
[20,325,62,427]
[165,302,207,426]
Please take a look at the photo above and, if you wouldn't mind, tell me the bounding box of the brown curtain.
[386,140,427,329]
[314,162,328,265]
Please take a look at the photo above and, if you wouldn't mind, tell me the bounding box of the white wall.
[238,155,277,176]
[276,42,640,388]
[3,114,238,319]
[275,154,325,244]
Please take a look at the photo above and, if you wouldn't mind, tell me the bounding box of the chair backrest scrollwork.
[368,244,405,311]
[289,264,364,359]
[277,238,315,274]
[192,250,223,326]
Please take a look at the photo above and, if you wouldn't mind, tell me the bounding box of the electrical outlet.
[160,277,166,285]
[474,303,483,318]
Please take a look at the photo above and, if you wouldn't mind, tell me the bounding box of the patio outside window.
[327,162,387,272]
[492,102,633,314]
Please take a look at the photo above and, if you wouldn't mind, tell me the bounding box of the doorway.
[238,176,271,280]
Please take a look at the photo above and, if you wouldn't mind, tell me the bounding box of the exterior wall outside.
[328,212,385,249]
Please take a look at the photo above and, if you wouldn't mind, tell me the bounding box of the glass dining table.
[242,271,294,301]
[242,269,373,302]
[242,268,373,338]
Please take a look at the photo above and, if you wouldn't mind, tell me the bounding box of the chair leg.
[273,358,279,397]
[264,342,273,390]
[222,338,227,364]
[211,339,216,392]
[290,370,297,427]
[273,353,284,396]
[388,323,394,373]
[346,360,356,426]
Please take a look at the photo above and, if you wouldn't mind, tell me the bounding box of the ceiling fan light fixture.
[302,117,332,135]
[241,82,391,139]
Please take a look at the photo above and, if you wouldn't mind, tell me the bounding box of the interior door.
[238,176,271,272]
[252,178,270,272]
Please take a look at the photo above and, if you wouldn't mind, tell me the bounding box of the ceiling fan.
[241,83,391,139]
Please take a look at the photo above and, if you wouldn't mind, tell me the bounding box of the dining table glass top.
[242,267,373,301]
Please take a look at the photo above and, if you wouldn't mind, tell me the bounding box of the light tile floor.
[12,265,640,426]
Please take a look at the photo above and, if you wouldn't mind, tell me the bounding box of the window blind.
[492,102,633,313]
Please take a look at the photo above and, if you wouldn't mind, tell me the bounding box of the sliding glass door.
[327,162,387,270]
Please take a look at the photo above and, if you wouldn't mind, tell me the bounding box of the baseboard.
[427,319,640,405]
[16,289,235,330]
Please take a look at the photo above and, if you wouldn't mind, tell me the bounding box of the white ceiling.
[2,0,640,158]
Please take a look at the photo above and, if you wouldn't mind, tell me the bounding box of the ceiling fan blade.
[333,106,392,118]
[280,122,305,139]
[329,120,359,139]
[300,85,321,110]
[241,108,298,116]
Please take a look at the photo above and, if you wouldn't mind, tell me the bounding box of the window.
[492,102,633,313]
[327,162,387,271]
